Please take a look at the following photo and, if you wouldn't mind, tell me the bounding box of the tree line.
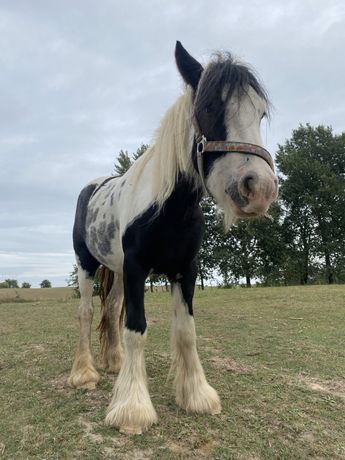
[204,124,345,286]
[69,123,345,291]
[114,125,345,288]
[0,279,52,288]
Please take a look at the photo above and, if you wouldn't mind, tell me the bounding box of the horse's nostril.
[241,173,258,196]
[225,182,249,208]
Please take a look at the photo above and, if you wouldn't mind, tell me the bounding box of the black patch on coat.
[73,184,100,277]
[107,221,116,239]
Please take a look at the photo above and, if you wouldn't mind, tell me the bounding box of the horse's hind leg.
[68,262,100,390]
[170,262,221,414]
[99,271,124,373]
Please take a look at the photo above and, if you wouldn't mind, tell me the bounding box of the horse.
[68,41,278,434]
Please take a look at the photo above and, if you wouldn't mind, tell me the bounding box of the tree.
[113,144,149,176]
[133,143,149,161]
[277,124,345,284]
[114,150,132,176]
[215,220,260,287]
[247,202,286,286]
[205,200,286,287]
[5,279,19,288]
[40,280,52,288]
[21,282,31,288]
[147,274,169,292]
[197,197,220,289]
[68,264,100,297]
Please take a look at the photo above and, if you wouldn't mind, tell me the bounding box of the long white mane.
[129,87,199,208]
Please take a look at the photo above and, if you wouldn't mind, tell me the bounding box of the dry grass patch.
[210,355,255,374]
[297,374,345,401]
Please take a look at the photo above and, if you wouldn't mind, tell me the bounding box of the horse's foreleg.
[105,255,157,434]
[170,263,221,414]
[68,266,100,390]
[101,272,124,373]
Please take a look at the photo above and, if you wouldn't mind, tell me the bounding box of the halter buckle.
[196,135,207,154]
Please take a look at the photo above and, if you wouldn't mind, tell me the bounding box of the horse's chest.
[123,204,204,276]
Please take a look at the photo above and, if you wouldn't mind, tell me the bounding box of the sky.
[1,0,344,287]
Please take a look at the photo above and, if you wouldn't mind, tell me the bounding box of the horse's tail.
[97,266,124,353]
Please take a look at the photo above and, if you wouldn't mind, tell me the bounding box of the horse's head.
[175,41,278,226]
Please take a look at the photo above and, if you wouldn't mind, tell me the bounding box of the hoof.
[104,360,122,374]
[105,401,157,434]
[103,349,124,374]
[119,425,143,435]
[68,366,100,390]
[176,381,221,415]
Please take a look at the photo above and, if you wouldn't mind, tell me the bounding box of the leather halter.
[193,116,274,196]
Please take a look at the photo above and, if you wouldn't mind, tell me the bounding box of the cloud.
[0,251,74,287]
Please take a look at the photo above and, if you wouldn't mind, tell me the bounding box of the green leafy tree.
[277,124,345,284]
[210,201,286,287]
[40,279,52,288]
[68,265,79,297]
[21,282,31,288]
[5,279,19,288]
[197,197,222,289]
[248,202,287,286]
[216,220,260,287]
[68,264,100,297]
[147,274,169,292]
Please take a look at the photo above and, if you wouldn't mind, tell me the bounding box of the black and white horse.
[68,42,278,434]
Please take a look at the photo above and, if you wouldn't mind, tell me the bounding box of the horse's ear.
[175,41,203,90]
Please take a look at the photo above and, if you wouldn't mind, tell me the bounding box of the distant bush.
[21,282,31,288]
[40,280,52,288]
[0,281,9,289]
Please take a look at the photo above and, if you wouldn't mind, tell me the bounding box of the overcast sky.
[1,0,344,287]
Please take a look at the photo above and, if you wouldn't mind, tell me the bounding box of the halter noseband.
[193,117,274,197]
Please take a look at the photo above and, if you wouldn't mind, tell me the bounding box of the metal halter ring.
[196,135,207,155]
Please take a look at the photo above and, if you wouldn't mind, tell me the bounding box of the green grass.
[0,285,345,459]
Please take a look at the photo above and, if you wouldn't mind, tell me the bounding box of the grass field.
[0,285,345,459]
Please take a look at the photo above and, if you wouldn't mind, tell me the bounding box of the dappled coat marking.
[68,41,278,434]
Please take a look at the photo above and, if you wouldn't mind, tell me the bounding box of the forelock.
[195,52,270,113]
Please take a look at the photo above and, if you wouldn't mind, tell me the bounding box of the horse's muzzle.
[226,171,278,216]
